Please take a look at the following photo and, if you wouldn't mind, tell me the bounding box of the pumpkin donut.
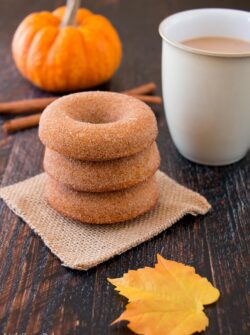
[39,92,158,161]
[43,142,160,192]
[45,174,159,224]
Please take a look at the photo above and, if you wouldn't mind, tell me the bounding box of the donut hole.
[64,93,128,124]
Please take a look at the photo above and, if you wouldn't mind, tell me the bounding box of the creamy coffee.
[182,36,250,53]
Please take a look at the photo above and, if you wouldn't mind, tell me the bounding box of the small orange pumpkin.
[12,0,122,92]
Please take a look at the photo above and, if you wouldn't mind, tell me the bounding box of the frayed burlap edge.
[0,171,211,270]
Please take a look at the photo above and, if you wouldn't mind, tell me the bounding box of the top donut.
[39,91,158,161]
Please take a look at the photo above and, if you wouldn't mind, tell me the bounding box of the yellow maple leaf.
[108,254,220,335]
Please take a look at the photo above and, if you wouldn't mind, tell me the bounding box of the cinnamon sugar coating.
[44,142,160,192]
[45,174,160,224]
[40,91,160,224]
[39,91,158,161]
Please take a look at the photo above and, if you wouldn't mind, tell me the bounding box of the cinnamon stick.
[2,93,162,134]
[131,94,162,105]
[2,82,162,134]
[0,82,158,115]
[123,82,156,95]
[0,97,55,115]
[3,114,41,134]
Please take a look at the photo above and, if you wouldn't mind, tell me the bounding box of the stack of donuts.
[39,91,160,224]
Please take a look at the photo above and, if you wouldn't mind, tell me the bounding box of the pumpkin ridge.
[40,28,60,90]
[12,28,32,78]
[25,12,60,29]
[12,12,59,77]
[26,26,59,89]
[24,30,41,80]
[78,17,115,84]
[43,27,75,91]
[77,28,99,87]
[80,27,109,86]
[52,27,72,90]
[76,8,93,23]
[52,6,67,21]
[44,26,85,91]
[100,25,121,74]
[80,15,121,81]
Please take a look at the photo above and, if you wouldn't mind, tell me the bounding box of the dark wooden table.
[0,0,249,334]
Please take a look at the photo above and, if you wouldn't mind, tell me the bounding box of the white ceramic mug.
[159,8,250,165]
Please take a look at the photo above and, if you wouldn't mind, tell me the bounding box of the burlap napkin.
[0,171,210,270]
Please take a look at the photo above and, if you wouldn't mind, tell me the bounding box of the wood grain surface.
[0,0,249,334]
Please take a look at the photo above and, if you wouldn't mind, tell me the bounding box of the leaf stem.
[61,0,81,27]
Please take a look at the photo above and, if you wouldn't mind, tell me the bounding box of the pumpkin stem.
[61,0,81,27]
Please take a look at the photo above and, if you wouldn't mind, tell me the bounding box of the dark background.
[0,0,249,334]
